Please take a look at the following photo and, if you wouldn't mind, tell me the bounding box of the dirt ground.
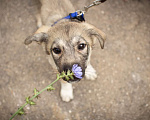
[0,0,150,120]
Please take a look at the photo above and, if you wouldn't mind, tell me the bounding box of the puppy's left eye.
[52,47,61,54]
[78,43,86,50]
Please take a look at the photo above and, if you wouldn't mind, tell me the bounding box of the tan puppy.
[25,0,106,102]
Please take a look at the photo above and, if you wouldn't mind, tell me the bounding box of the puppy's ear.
[24,32,48,45]
[84,23,106,49]
[24,26,50,45]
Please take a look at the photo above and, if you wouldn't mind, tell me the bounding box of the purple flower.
[72,64,83,79]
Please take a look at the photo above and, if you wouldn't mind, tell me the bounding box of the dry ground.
[0,0,150,120]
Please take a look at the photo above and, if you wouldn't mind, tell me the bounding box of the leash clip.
[84,0,107,12]
[69,10,85,22]
[76,10,85,16]
[94,0,102,5]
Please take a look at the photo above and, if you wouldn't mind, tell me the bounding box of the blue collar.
[51,11,85,27]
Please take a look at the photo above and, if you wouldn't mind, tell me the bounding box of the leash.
[51,0,107,26]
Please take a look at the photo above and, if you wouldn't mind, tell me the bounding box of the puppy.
[24,0,106,102]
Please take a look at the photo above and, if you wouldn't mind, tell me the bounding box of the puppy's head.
[24,22,106,82]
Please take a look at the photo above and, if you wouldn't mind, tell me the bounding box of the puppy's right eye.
[52,48,61,54]
[78,43,86,50]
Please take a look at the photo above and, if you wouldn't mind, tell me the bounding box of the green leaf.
[47,86,55,91]
[61,71,66,77]
[17,108,25,116]
[34,88,38,95]
[30,101,36,105]
[57,74,60,79]
[26,96,36,105]
[69,75,74,80]
[65,75,69,81]
[34,88,40,99]
[25,96,30,103]
[67,70,71,75]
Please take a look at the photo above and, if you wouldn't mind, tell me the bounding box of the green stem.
[9,103,28,120]
[9,75,61,120]
[30,76,60,101]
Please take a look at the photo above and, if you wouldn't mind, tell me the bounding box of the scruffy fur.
[24,0,106,102]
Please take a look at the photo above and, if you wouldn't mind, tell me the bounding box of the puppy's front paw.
[60,89,74,102]
[85,64,97,80]
[60,82,73,102]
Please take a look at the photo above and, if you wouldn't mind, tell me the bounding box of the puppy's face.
[24,22,106,82]
[46,23,92,82]
[51,36,89,81]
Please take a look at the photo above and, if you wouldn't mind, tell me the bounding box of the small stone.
[93,109,96,113]
[102,60,105,62]
[3,99,5,103]
[137,57,140,60]
[96,93,99,96]
[42,80,45,84]
[145,104,149,107]
[69,110,72,113]
[88,90,92,93]
[132,74,136,78]
[101,11,104,14]
[26,106,30,110]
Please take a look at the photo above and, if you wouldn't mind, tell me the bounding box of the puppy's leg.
[60,80,73,102]
[85,63,97,80]
[85,48,97,80]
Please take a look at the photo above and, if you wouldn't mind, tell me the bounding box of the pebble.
[102,60,105,62]
[101,11,105,14]
[137,57,140,60]
[88,90,92,93]
[93,109,96,113]
[42,80,45,84]
[3,99,5,103]
[145,104,149,107]
[26,106,30,110]
[69,110,72,113]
